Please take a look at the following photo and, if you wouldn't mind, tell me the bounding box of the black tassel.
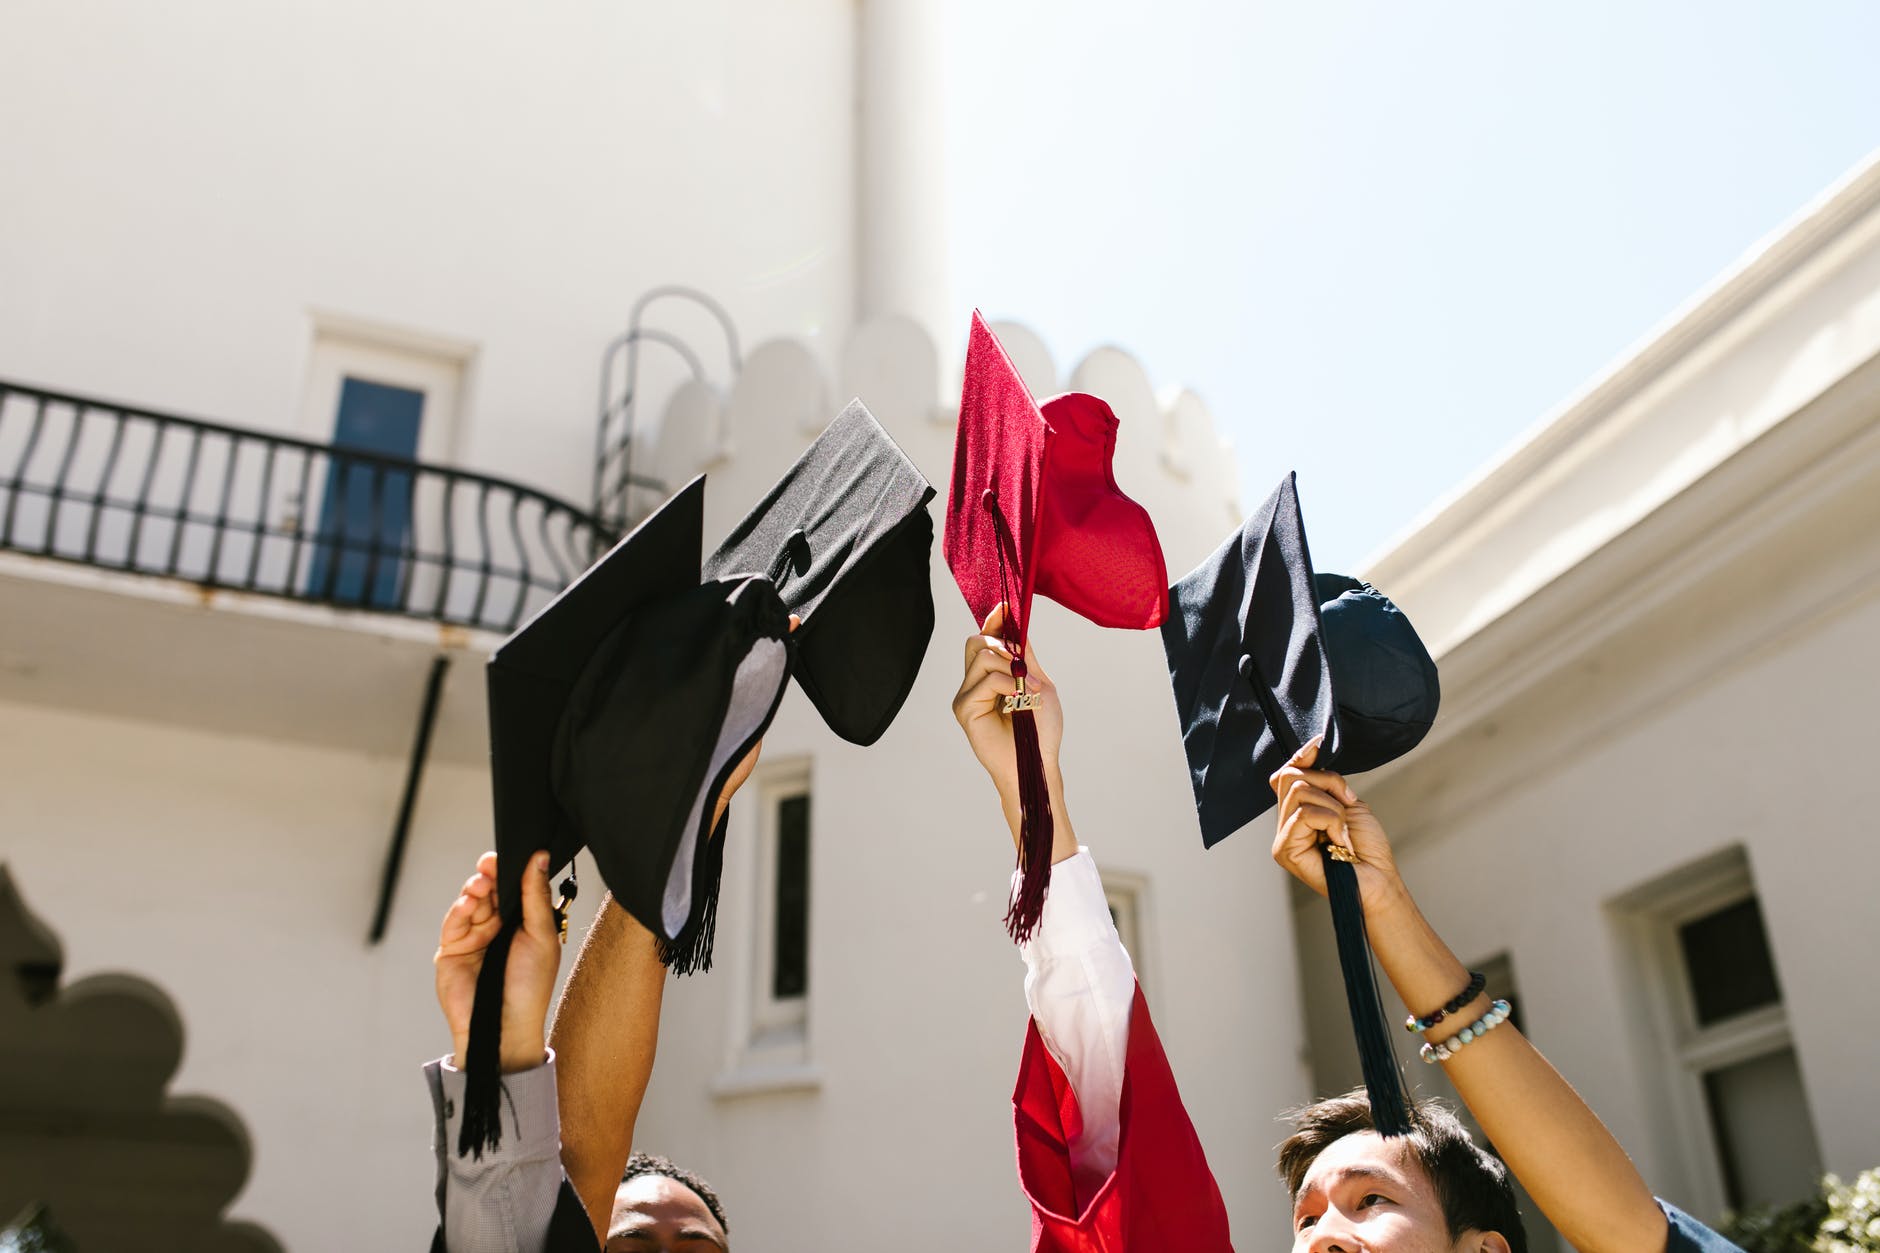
[456,920,517,1158]
[1005,659,1055,945]
[657,815,726,975]
[1322,847,1412,1136]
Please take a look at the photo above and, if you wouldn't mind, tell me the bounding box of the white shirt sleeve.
[1018,847,1136,1199]
[426,1049,565,1253]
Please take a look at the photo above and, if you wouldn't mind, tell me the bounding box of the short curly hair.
[621,1153,730,1235]
[1276,1088,1526,1253]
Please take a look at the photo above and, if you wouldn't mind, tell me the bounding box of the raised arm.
[548,614,795,1241]
[545,893,667,1240]
[1270,739,1670,1253]
[429,850,568,1253]
[950,603,1078,867]
[952,606,1135,1195]
[547,739,770,1242]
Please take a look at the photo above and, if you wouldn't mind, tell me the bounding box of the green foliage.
[1815,1170,1880,1253]
[1720,1171,1880,1253]
[1723,1193,1830,1253]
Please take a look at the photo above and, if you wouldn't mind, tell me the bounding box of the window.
[769,791,810,1004]
[714,761,820,1097]
[1416,951,1563,1253]
[291,319,469,612]
[1673,893,1820,1212]
[1619,849,1823,1216]
[1099,867,1151,994]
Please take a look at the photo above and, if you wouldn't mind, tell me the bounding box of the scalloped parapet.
[0,866,282,1253]
[652,312,1244,575]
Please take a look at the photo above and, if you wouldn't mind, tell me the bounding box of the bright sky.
[942,1,1880,574]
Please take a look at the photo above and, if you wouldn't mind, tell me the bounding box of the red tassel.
[1005,658,1055,944]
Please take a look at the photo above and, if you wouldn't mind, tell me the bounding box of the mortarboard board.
[462,405,937,1158]
[1161,472,1439,1135]
[945,312,1169,943]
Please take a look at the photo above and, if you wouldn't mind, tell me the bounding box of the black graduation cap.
[459,401,936,1159]
[1161,472,1439,1135]
[705,397,937,746]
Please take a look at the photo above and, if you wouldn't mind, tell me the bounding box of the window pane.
[772,793,810,1001]
[1678,897,1781,1026]
[1703,1047,1822,1211]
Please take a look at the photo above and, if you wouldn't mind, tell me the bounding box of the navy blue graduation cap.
[1162,472,1439,1135]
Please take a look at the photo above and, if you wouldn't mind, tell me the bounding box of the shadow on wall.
[0,865,282,1253]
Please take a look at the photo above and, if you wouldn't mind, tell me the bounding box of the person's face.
[606,1175,728,1252]
[1289,1131,1505,1253]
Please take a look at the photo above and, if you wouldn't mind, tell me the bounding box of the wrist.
[997,762,1068,837]
[1359,869,1415,925]
[498,1037,549,1074]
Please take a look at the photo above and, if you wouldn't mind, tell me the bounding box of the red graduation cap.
[945,311,1168,941]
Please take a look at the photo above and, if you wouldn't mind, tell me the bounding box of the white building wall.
[0,0,860,509]
[0,695,498,1246]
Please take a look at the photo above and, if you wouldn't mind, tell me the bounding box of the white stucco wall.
[0,0,860,512]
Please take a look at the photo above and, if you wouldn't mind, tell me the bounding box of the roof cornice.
[1362,150,1880,658]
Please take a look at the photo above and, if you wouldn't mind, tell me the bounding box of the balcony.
[0,379,621,634]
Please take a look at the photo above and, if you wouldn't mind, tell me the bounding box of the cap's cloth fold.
[706,398,936,745]
[945,312,1168,646]
[464,402,937,1157]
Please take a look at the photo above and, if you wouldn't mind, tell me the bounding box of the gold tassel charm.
[1002,674,1041,714]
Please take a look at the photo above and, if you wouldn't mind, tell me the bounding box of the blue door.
[307,377,424,608]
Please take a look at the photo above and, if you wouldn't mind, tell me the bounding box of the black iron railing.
[0,380,622,633]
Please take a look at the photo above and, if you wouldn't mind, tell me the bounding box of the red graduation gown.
[1013,983,1234,1252]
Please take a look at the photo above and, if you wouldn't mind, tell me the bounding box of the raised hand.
[951,603,1076,861]
[1268,737,1403,909]
[951,604,1065,790]
[434,849,562,1074]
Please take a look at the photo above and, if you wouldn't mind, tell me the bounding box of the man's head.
[609,1153,730,1252]
[1277,1089,1526,1253]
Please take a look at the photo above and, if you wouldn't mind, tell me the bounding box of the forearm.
[547,893,667,1239]
[1363,883,1666,1253]
[998,761,1080,866]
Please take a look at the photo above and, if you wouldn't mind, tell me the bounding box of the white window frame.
[1615,847,1805,1220]
[297,316,470,463]
[1099,866,1153,997]
[713,758,821,1099]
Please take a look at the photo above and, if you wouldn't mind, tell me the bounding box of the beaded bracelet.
[1419,999,1512,1064]
[1405,971,1487,1034]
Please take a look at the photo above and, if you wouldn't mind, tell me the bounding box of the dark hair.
[1276,1088,1526,1253]
[622,1152,731,1235]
